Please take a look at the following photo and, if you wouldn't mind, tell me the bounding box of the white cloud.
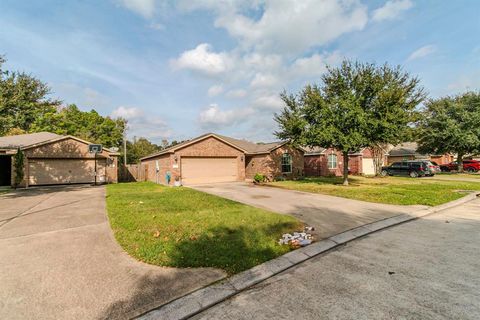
[372,0,413,22]
[252,94,283,110]
[290,51,342,78]
[407,45,437,61]
[226,89,247,98]
[207,85,224,97]
[111,106,172,141]
[111,106,144,119]
[211,0,368,54]
[170,43,232,76]
[250,73,280,88]
[119,0,156,19]
[198,104,253,128]
[447,72,480,93]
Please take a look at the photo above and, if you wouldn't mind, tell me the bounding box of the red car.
[440,160,480,172]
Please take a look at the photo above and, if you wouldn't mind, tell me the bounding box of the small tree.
[417,92,480,172]
[13,148,25,188]
[275,60,425,185]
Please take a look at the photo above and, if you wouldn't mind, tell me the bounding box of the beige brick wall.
[11,138,119,187]
[141,136,246,185]
[142,153,172,185]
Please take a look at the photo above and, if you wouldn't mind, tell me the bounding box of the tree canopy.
[275,60,425,184]
[0,55,126,148]
[0,56,61,135]
[125,137,162,164]
[30,104,126,148]
[417,92,480,170]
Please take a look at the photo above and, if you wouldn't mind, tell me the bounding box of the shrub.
[253,173,266,183]
[13,148,24,188]
[274,175,286,181]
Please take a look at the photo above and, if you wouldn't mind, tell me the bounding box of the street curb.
[136,191,479,320]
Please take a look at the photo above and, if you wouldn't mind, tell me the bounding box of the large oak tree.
[417,92,480,171]
[275,60,425,185]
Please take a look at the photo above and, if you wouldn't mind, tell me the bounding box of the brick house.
[0,132,119,187]
[140,133,304,185]
[387,142,454,165]
[304,147,376,176]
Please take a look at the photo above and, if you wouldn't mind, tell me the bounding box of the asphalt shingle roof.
[0,132,62,149]
[140,133,288,160]
[389,142,425,156]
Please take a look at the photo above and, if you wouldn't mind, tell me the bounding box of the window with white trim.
[327,154,338,169]
[281,153,292,173]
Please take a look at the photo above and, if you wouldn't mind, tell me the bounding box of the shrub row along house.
[140,133,304,185]
[0,132,119,187]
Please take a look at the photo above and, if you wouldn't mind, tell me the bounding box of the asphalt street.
[193,197,480,320]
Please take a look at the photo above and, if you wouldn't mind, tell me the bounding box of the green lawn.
[436,172,480,179]
[106,182,302,274]
[269,176,480,206]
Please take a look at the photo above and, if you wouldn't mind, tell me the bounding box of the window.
[281,153,292,173]
[327,154,337,169]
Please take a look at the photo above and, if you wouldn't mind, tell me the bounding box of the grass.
[269,176,480,206]
[436,172,480,179]
[106,182,303,274]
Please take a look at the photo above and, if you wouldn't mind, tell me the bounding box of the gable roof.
[0,132,119,155]
[389,142,425,156]
[140,133,291,161]
[303,146,327,155]
[0,132,62,149]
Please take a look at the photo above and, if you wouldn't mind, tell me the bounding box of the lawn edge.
[136,191,480,320]
[261,179,477,206]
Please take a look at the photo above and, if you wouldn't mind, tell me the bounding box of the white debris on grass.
[279,226,314,247]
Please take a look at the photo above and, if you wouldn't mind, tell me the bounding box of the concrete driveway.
[0,186,225,320]
[193,198,480,320]
[191,183,427,239]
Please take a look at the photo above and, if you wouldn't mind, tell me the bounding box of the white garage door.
[362,158,375,175]
[181,157,238,185]
[28,159,106,185]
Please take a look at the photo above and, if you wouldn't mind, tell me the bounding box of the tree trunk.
[457,153,464,172]
[371,144,386,176]
[343,151,349,186]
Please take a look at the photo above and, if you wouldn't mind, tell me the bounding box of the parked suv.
[440,160,480,172]
[381,160,435,178]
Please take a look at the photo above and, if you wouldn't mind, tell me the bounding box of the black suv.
[381,160,435,178]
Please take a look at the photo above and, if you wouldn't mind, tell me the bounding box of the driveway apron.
[0,186,225,320]
[191,183,428,239]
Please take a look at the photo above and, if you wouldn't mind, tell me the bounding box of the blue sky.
[1,0,479,145]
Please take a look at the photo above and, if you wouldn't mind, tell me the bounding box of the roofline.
[140,133,249,161]
[20,135,118,154]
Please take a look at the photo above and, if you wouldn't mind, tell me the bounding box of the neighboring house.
[304,147,376,176]
[140,133,304,185]
[0,132,119,187]
[387,142,454,165]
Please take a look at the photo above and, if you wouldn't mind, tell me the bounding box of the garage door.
[362,158,375,175]
[28,159,106,185]
[181,157,238,185]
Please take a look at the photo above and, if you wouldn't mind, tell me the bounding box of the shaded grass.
[269,176,480,206]
[106,182,302,274]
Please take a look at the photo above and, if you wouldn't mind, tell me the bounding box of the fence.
[119,164,148,182]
